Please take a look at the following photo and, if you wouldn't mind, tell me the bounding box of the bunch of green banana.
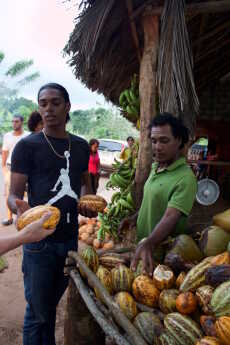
[98,152,138,241]
[106,156,135,191]
[119,74,140,121]
[97,189,135,240]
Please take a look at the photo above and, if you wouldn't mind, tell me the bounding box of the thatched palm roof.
[65,0,230,106]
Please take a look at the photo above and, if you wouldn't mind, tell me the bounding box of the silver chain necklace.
[42,129,71,159]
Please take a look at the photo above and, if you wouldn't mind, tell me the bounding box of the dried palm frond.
[76,0,116,58]
[157,0,199,134]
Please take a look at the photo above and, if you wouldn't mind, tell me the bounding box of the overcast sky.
[0,0,106,109]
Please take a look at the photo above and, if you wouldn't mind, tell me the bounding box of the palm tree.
[0,51,40,134]
[0,51,40,101]
[0,51,40,89]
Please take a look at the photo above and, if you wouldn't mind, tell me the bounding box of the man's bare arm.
[131,207,181,275]
[7,172,28,214]
[1,151,9,176]
[2,150,8,168]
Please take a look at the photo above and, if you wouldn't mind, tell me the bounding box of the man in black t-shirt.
[8,83,93,345]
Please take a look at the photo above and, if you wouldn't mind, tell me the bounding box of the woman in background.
[120,136,134,161]
[88,139,101,194]
[27,111,43,133]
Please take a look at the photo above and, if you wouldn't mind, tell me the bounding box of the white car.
[98,139,127,172]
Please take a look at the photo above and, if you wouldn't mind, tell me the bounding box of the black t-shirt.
[11,132,90,242]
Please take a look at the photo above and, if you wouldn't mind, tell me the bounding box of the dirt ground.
[0,171,112,345]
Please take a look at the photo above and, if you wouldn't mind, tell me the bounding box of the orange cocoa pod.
[176,291,197,314]
[215,316,230,345]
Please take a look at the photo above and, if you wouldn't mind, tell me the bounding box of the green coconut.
[170,234,203,263]
[200,226,230,257]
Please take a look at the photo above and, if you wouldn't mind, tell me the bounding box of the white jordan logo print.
[47,151,78,206]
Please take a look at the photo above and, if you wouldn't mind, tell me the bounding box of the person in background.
[120,136,134,161]
[88,138,101,194]
[1,115,28,226]
[0,212,55,256]
[27,111,43,133]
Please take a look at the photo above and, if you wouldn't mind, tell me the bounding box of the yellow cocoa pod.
[17,205,60,230]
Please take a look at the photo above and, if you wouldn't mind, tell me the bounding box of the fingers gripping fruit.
[17,205,60,230]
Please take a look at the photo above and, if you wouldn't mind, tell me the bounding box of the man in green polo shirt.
[120,113,197,276]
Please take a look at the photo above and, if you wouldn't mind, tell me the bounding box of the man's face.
[38,89,70,128]
[12,117,23,131]
[151,124,181,163]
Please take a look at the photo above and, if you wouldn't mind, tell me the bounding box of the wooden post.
[126,0,141,63]
[134,15,159,208]
[64,278,105,345]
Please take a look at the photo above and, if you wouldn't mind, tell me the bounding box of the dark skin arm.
[118,211,139,236]
[7,172,30,224]
[131,207,181,276]
[2,151,8,177]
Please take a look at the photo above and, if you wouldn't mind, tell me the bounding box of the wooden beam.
[195,15,209,59]
[197,61,230,90]
[64,278,105,345]
[69,270,131,345]
[192,20,230,48]
[131,1,230,20]
[134,15,159,208]
[195,49,230,75]
[195,36,230,63]
[68,252,148,345]
[126,0,141,63]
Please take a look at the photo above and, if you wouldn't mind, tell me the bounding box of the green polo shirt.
[137,157,197,241]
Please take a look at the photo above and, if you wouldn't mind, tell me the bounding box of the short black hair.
[150,113,189,149]
[13,114,24,122]
[27,111,43,132]
[127,136,134,142]
[37,83,70,122]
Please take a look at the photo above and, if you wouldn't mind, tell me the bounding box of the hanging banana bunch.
[119,74,140,129]
[97,146,138,241]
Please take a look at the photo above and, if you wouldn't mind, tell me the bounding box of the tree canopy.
[69,107,138,140]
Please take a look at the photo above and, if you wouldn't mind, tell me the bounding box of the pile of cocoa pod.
[78,214,230,345]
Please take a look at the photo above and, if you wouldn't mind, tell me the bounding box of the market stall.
[63,1,230,344]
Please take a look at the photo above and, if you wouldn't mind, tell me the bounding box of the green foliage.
[0,51,40,95]
[0,51,40,142]
[5,59,34,77]
[70,107,138,140]
[18,72,40,86]
[0,97,37,135]
[0,52,4,63]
